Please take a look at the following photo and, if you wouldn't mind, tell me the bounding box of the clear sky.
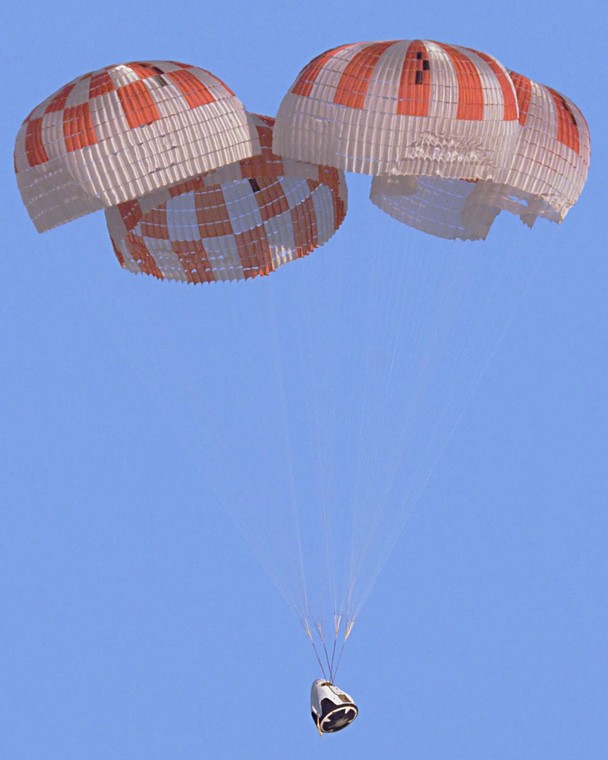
[1,1,607,759]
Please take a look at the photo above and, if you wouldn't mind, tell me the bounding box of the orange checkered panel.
[15,61,259,232]
[105,115,348,284]
[273,39,520,180]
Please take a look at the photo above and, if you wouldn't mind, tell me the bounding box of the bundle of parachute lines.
[15,40,590,282]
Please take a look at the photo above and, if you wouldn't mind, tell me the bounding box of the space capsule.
[310,679,358,734]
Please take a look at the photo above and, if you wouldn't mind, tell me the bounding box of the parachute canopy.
[15,61,259,232]
[274,40,590,241]
[370,70,591,238]
[106,114,348,283]
[273,40,520,179]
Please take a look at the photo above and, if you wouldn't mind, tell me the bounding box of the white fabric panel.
[165,192,201,241]
[223,180,264,234]
[204,235,246,282]
[425,41,459,122]
[311,184,337,248]
[141,238,185,279]
[264,207,297,267]
[279,176,315,210]
[370,175,500,240]
[15,160,104,233]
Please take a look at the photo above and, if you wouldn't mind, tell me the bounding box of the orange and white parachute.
[274,40,590,238]
[370,71,591,238]
[14,61,259,232]
[15,46,589,250]
[273,40,520,180]
[105,114,348,283]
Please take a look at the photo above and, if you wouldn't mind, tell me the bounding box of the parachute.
[14,61,260,232]
[273,40,520,178]
[14,42,589,695]
[105,114,347,283]
[369,70,590,238]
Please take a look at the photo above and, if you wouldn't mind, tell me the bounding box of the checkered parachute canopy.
[14,46,590,250]
[105,114,348,284]
[14,61,260,232]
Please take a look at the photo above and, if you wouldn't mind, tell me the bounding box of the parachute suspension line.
[343,217,413,622]
[314,621,336,681]
[333,640,347,681]
[347,247,490,618]
[303,615,350,682]
[267,279,311,624]
[302,265,338,625]
[344,224,480,619]
[345,240,465,613]
[332,619,355,682]
[304,618,328,679]
[329,637,338,681]
[322,247,351,632]
[328,258,353,647]
[343,229,390,624]
[346,231,549,623]
[328,612,342,679]
[322,640,333,681]
[312,641,328,681]
[119,291,313,626]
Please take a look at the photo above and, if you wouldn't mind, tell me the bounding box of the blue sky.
[1,1,607,758]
